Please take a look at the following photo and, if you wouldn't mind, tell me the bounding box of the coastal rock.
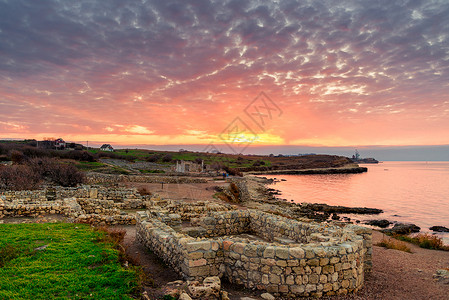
[331,213,340,220]
[366,219,391,228]
[433,269,449,284]
[302,203,383,215]
[429,226,449,232]
[383,223,421,234]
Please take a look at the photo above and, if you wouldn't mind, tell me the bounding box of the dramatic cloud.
[0,0,448,148]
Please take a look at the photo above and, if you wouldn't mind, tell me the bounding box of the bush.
[0,165,41,190]
[64,150,97,162]
[397,233,448,250]
[252,160,265,167]
[223,166,243,177]
[9,150,25,164]
[161,154,173,162]
[145,154,161,162]
[375,237,411,253]
[47,164,85,187]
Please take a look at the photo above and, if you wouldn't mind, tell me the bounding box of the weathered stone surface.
[260,292,275,300]
[179,292,193,300]
[188,276,221,300]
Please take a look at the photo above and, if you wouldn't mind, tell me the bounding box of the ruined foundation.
[137,209,372,298]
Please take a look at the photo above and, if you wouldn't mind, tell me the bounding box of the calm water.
[264,161,449,243]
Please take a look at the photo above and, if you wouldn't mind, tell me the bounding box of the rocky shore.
[247,165,368,176]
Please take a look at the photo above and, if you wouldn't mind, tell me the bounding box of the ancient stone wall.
[148,200,235,222]
[0,186,146,209]
[86,173,208,184]
[136,212,191,276]
[229,177,251,202]
[136,209,372,298]
[0,185,148,225]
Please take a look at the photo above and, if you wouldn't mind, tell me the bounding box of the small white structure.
[100,144,114,152]
[175,160,203,173]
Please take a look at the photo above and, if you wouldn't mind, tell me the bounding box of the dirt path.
[123,181,228,203]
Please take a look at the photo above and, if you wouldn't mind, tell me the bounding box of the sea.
[263,161,449,245]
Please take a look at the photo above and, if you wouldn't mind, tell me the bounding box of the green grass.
[0,223,141,300]
[88,148,273,169]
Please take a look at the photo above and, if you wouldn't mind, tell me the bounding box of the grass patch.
[0,223,141,299]
[376,237,412,253]
[396,233,449,251]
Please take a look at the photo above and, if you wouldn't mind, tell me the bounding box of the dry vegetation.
[376,237,412,253]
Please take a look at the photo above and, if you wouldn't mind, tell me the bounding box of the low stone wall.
[0,185,146,208]
[229,178,251,202]
[136,209,372,298]
[137,212,191,276]
[86,173,208,184]
[148,200,235,221]
[0,185,148,225]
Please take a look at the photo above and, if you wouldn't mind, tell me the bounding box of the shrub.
[9,150,25,164]
[376,237,411,253]
[145,154,161,162]
[64,150,97,162]
[210,162,224,171]
[47,164,85,187]
[0,165,41,190]
[397,233,449,251]
[223,166,243,177]
[161,154,173,162]
[26,157,57,177]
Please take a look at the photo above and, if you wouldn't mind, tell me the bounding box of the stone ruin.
[137,208,372,298]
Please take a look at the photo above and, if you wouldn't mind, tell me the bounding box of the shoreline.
[246,164,368,175]
[251,172,449,245]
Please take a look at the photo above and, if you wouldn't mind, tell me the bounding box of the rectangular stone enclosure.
[137,209,372,298]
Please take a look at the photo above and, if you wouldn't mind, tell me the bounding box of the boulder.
[383,223,420,234]
[366,219,391,228]
[429,226,449,232]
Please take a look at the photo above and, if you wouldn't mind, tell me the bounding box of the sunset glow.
[1,0,449,149]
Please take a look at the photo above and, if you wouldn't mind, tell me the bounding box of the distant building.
[100,144,114,152]
[54,138,66,150]
[174,160,203,173]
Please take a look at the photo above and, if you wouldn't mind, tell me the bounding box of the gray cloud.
[0,0,448,140]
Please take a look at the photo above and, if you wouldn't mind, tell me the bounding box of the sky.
[1,0,449,156]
